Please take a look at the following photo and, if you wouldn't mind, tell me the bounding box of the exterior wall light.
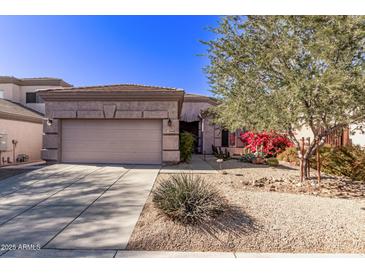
[47,119,53,126]
[167,118,172,127]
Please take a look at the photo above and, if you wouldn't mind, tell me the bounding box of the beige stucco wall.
[0,83,21,102]
[296,124,365,147]
[202,117,221,154]
[294,126,314,141]
[42,100,180,164]
[293,125,343,146]
[180,101,211,122]
[0,118,42,164]
[350,123,365,147]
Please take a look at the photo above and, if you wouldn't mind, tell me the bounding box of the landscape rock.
[205,157,364,200]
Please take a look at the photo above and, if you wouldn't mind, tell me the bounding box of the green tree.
[205,16,365,178]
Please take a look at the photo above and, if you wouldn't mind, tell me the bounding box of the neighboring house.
[0,99,43,165]
[350,124,365,147]
[295,126,349,146]
[0,76,72,114]
[294,125,365,148]
[0,76,71,166]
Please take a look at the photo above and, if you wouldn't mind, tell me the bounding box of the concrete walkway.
[160,154,218,174]
[0,164,159,258]
[2,249,363,258]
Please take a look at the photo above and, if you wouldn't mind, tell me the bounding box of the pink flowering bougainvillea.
[240,131,294,157]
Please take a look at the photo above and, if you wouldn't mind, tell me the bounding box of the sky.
[0,16,220,96]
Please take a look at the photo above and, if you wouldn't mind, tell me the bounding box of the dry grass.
[153,173,225,225]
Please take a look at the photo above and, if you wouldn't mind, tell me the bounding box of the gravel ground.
[128,173,365,253]
[205,156,364,199]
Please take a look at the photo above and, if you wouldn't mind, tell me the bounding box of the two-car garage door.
[61,120,162,164]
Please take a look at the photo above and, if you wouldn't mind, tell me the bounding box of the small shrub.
[153,173,225,225]
[266,157,279,166]
[240,131,294,157]
[180,132,195,162]
[277,147,299,165]
[240,153,256,162]
[310,145,365,181]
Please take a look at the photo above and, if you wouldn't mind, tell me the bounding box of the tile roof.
[0,99,43,123]
[0,76,72,87]
[38,83,184,93]
[184,93,218,104]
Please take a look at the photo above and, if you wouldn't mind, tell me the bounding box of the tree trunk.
[298,140,317,180]
[302,137,325,179]
[299,137,305,182]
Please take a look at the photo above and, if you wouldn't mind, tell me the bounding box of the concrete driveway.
[0,163,159,258]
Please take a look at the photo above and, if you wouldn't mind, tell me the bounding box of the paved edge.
[2,249,364,258]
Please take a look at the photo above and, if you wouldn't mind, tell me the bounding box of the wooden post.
[307,137,311,178]
[316,140,321,184]
[300,137,305,182]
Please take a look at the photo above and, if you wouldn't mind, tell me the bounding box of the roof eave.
[38,90,186,117]
[0,111,43,124]
[0,77,72,87]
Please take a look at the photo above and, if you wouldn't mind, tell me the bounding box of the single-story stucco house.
[38,84,227,165]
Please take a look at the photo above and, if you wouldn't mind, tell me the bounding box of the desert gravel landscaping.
[127,158,365,253]
[205,157,365,199]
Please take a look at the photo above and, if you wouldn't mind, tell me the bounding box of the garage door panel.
[63,120,159,130]
[62,144,161,153]
[62,152,160,164]
[62,120,162,164]
[62,133,160,142]
[62,128,161,139]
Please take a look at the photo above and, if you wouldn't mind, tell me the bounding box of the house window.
[26,92,43,103]
[0,90,4,99]
[222,130,237,147]
[229,132,236,147]
[26,93,36,103]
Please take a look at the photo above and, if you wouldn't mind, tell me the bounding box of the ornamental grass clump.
[310,145,365,181]
[153,173,225,225]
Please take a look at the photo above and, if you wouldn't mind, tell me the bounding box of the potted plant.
[252,149,266,164]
